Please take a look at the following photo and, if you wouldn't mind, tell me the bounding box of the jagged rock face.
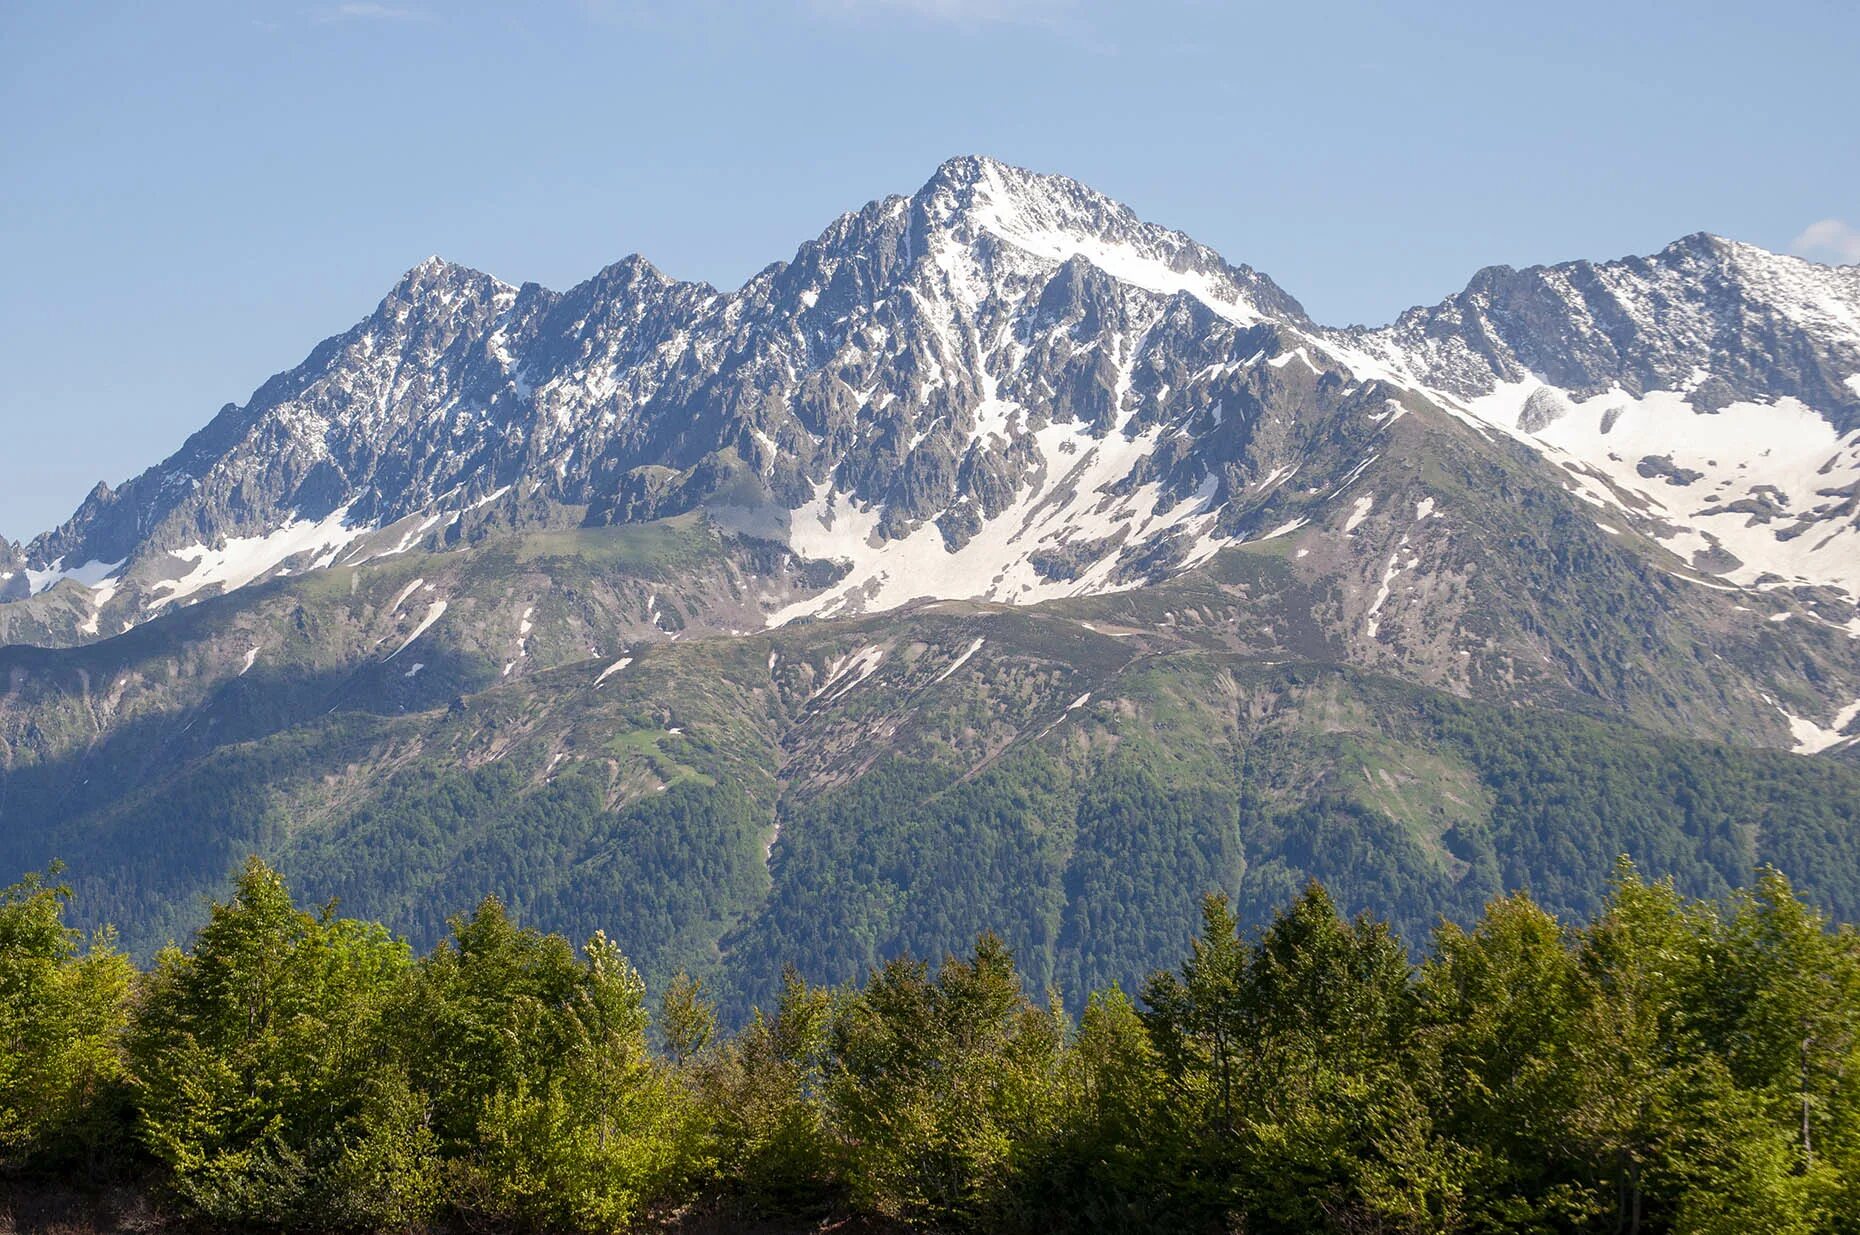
[1323,234,1860,604]
[1346,234,1860,427]
[0,540,22,603]
[9,157,1352,625]
[8,158,1860,635]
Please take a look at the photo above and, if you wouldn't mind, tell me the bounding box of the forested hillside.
[9,574,1860,1019]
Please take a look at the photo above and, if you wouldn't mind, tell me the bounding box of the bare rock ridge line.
[3,155,1857,642]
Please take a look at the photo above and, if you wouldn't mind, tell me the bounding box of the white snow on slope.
[77,599,105,636]
[932,637,985,684]
[25,557,124,596]
[1455,381,1860,600]
[1365,553,1400,640]
[594,655,633,686]
[768,417,1229,625]
[1779,699,1860,754]
[150,506,367,609]
[504,605,535,677]
[1344,493,1375,533]
[385,599,446,660]
[353,511,447,564]
[1365,535,1422,640]
[965,159,1263,326]
[386,578,426,616]
[815,645,886,702]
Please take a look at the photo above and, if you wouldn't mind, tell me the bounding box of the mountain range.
[4,156,1858,1010]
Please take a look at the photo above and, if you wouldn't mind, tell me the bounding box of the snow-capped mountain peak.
[912,154,1304,327]
[9,158,1860,645]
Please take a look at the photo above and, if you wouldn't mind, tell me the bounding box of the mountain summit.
[5,158,1858,668]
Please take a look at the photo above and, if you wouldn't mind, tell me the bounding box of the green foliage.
[1418,892,1587,1228]
[1140,888,1462,1232]
[694,967,838,1215]
[0,866,133,1175]
[126,856,429,1226]
[823,934,1068,1230]
[10,856,1860,1233]
[285,769,772,991]
[397,904,702,1230]
[659,972,718,1067]
[13,645,1860,1046]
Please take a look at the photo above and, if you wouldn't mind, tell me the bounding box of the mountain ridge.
[2,156,1857,759]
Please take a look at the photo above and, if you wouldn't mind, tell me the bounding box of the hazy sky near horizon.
[3,0,1856,544]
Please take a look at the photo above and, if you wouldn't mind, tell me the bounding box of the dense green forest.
[5,858,1857,1234]
[12,656,1860,1030]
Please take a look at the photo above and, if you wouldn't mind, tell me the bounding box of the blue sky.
[3,0,1856,544]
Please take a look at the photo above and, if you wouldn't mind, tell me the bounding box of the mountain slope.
[6,544,1860,1013]
[1333,235,1860,608]
[4,157,1860,1002]
[11,159,1855,660]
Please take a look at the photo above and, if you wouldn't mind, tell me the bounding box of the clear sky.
[3,0,1856,545]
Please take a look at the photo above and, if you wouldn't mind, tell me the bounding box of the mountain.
[10,159,1860,633]
[1338,234,1860,605]
[0,537,21,601]
[3,157,1859,1007]
[6,158,1303,625]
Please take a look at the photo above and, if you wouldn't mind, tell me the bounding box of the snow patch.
[1344,493,1375,533]
[1780,700,1860,754]
[387,578,426,616]
[966,160,1263,326]
[932,637,985,684]
[150,506,367,610]
[25,557,124,597]
[1456,380,1860,602]
[1365,552,1401,639]
[768,415,1231,625]
[816,645,886,701]
[385,600,446,660]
